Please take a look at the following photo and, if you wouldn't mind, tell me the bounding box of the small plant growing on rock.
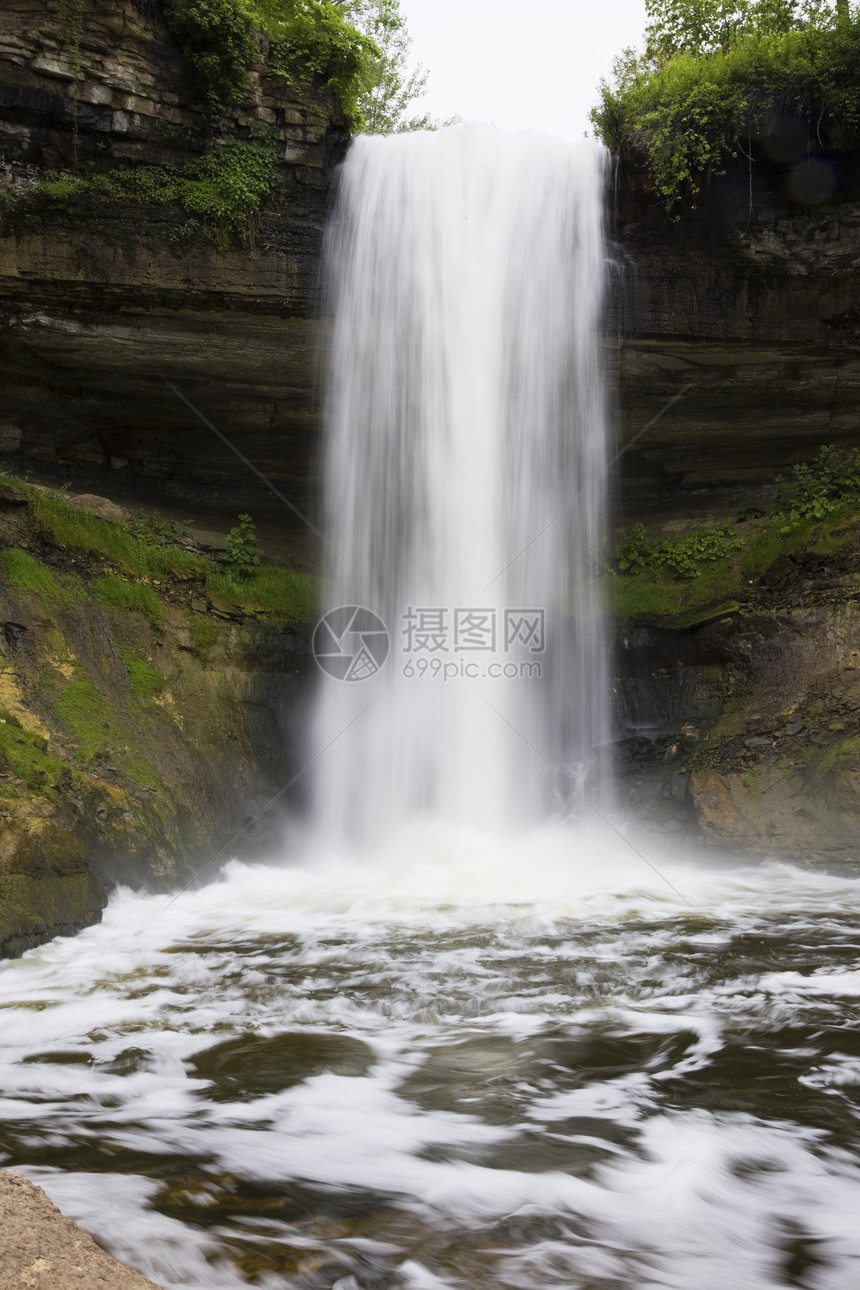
[608,523,741,580]
[610,522,655,574]
[222,513,262,581]
[775,444,860,530]
[128,511,191,548]
[736,504,765,523]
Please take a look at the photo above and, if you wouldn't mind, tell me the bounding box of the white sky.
[398,0,648,139]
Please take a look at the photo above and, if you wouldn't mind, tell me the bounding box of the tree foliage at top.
[644,0,838,57]
[266,0,377,126]
[163,0,437,133]
[346,0,431,133]
[162,0,375,124]
[591,0,860,210]
[162,0,260,115]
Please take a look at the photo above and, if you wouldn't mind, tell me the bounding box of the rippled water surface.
[2,828,860,1289]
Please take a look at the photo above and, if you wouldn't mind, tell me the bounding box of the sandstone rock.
[0,480,27,505]
[188,527,229,553]
[67,493,131,524]
[0,1172,162,1290]
[617,598,860,860]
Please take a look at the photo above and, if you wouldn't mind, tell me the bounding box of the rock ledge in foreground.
[0,1171,163,1290]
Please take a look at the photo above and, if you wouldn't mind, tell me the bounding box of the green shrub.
[40,176,88,199]
[608,522,655,574]
[163,0,259,114]
[162,0,374,126]
[36,141,278,247]
[221,512,262,580]
[775,443,860,528]
[608,523,741,580]
[592,14,860,209]
[268,2,376,127]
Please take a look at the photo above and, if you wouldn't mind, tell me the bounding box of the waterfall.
[311,125,610,844]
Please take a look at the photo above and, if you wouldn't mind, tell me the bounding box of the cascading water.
[311,127,611,843]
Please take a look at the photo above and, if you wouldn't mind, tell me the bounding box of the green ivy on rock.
[160,0,374,126]
[162,0,259,115]
[37,140,278,247]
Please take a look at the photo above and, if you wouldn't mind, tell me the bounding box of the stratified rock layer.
[615,559,860,863]
[2,6,859,521]
[611,148,860,520]
[0,0,345,518]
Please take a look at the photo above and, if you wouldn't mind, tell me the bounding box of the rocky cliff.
[0,480,312,957]
[2,5,858,528]
[606,141,860,862]
[610,145,860,522]
[0,0,346,523]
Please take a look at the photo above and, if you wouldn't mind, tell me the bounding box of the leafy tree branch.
[592,0,860,210]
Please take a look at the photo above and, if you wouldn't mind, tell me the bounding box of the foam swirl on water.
[1,840,860,1288]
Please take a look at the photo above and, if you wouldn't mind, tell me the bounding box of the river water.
[1,832,860,1288]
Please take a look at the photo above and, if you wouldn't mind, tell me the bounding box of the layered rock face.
[0,484,312,958]
[0,0,346,520]
[609,146,860,861]
[616,589,860,865]
[1,7,858,523]
[611,147,860,521]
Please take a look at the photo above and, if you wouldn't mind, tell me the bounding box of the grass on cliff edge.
[604,500,860,625]
[11,482,317,623]
[0,549,86,606]
[94,575,166,631]
[29,489,206,583]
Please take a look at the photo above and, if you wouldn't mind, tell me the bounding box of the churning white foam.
[2,844,860,1289]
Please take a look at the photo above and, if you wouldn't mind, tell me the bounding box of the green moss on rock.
[54,679,126,765]
[0,872,105,959]
[118,646,166,701]
[1,549,74,604]
[94,575,165,630]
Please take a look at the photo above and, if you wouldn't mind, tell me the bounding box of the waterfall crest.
[311,126,610,843]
